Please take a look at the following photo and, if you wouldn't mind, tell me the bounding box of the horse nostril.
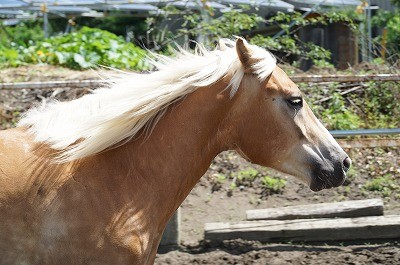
[343,157,352,172]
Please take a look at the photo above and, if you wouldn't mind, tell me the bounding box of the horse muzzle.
[309,156,351,192]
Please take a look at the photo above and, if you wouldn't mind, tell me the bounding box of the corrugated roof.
[218,0,294,11]
[0,0,28,8]
[284,0,362,9]
[167,0,227,9]
[28,6,93,13]
[111,3,160,11]
[0,9,25,15]
[0,0,365,20]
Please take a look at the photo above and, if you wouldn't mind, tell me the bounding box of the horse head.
[228,38,351,191]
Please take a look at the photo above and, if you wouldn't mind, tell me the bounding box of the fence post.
[158,208,180,252]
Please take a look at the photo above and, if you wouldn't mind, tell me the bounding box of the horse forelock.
[18,38,276,162]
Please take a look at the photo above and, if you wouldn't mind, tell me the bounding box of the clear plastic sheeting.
[28,6,93,13]
[284,0,362,10]
[217,0,294,12]
[0,0,362,19]
[0,0,28,8]
[110,3,160,11]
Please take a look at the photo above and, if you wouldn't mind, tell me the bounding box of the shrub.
[0,27,148,70]
[319,93,365,130]
[0,47,19,67]
[0,21,43,48]
[372,10,400,60]
[363,175,398,197]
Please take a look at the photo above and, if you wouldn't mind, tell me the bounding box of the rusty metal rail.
[291,73,400,83]
[1,74,400,90]
[0,80,108,90]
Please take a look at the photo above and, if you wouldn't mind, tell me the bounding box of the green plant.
[0,21,44,48]
[342,166,357,186]
[363,175,398,197]
[210,173,227,192]
[308,78,400,131]
[261,176,286,194]
[347,166,357,179]
[372,9,400,59]
[0,21,43,67]
[146,6,356,64]
[251,10,356,64]
[179,6,263,44]
[0,27,148,70]
[250,34,332,64]
[75,15,147,37]
[215,173,227,184]
[232,167,260,189]
[319,93,364,130]
[0,47,19,67]
[236,168,259,181]
[356,81,400,129]
[313,59,335,69]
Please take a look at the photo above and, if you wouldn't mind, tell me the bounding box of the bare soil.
[1,65,399,265]
[156,240,400,265]
[155,148,400,264]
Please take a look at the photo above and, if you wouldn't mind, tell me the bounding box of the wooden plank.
[204,215,400,243]
[246,199,383,221]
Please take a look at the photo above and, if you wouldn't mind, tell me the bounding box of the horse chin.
[309,171,347,192]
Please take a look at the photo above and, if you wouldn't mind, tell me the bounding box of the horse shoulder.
[0,128,37,202]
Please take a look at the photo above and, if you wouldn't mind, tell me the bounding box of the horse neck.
[118,79,234,218]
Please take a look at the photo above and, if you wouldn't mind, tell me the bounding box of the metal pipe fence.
[330,128,400,138]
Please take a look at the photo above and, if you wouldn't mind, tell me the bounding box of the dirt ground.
[156,240,400,265]
[1,65,399,264]
[155,148,400,264]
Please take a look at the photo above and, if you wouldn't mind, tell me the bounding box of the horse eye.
[287,97,303,108]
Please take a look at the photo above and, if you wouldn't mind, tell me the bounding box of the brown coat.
[0,39,349,264]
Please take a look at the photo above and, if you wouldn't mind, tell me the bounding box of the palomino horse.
[0,38,351,264]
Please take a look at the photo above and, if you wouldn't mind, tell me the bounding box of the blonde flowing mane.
[19,38,276,162]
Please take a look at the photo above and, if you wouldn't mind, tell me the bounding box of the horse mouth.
[309,171,347,192]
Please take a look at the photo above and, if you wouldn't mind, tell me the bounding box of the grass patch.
[363,175,398,197]
[261,176,287,195]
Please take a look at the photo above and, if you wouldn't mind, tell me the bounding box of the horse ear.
[236,38,256,73]
[218,39,227,51]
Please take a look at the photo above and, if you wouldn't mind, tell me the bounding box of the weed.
[320,93,364,130]
[261,176,286,195]
[211,173,227,192]
[236,168,259,181]
[233,167,260,188]
[215,173,226,184]
[343,166,357,186]
[363,175,398,197]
